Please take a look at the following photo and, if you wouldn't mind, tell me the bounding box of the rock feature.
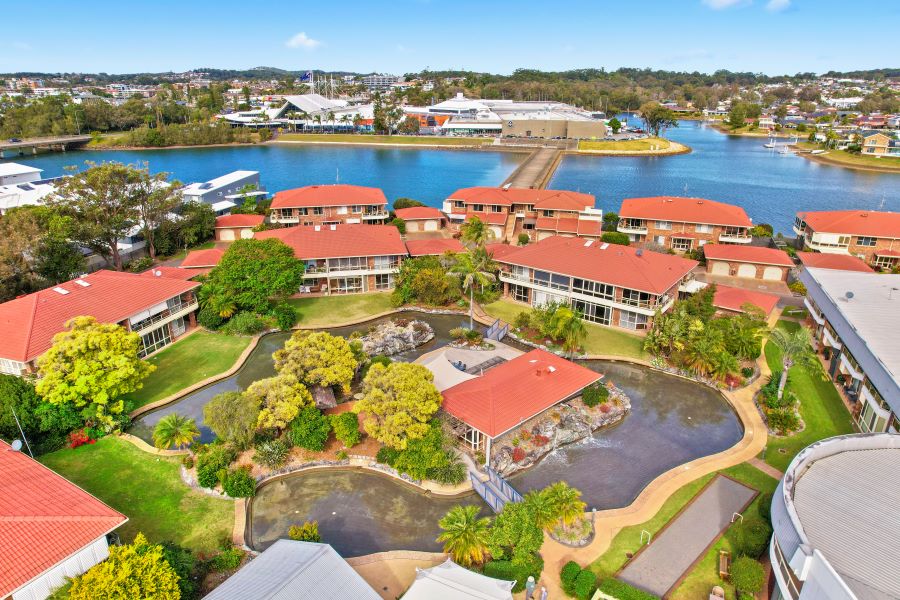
[359,319,434,357]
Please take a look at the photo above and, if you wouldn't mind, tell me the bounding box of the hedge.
[597,578,660,600]
[482,554,544,593]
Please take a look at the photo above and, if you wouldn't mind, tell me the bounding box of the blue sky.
[2,0,897,76]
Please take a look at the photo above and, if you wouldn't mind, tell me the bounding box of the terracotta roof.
[394,207,444,221]
[713,285,780,316]
[181,248,225,268]
[405,238,465,257]
[140,266,207,281]
[270,185,387,209]
[0,271,199,363]
[796,252,874,272]
[441,349,602,437]
[494,236,697,295]
[619,197,752,227]
[255,224,406,259]
[798,210,900,238]
[874,248,900,257]
[703,244,794,267]
[465,211,508,226]
[534,217,602,236]
[485,243,520,261]
[215,214,265,228]
[447,187,596,211]
[0,440,127,597]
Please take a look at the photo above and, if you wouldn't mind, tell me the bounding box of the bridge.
[501,146,564,190]
[0,135,92,158]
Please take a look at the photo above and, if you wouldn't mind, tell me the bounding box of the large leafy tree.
[152,413,200,450]
[437,505,492,567]
[34,236,87,285]
[203,391,260,448]
[35,316,154,426]
[488,500,544,565]
[0,208,42,301]
[273,331,358,394]
[769,327,821,400]
[133,166,183,259]
[391,255,456,306]
[354,362,442,450]
[244,374,313,430]
[638,101,678,137]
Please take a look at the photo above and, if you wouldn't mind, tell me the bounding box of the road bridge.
[0,135,92,158]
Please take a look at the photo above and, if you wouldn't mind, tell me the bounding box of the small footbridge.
[469,466,523,513]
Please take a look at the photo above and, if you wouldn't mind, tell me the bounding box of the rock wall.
[359,319,434,356]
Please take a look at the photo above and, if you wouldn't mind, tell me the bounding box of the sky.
[2,0,898,76]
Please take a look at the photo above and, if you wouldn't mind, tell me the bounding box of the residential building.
[858,130,900,156]
[618,196,753,252]
[0,270,200,375]
[181,171,264,215]
[0,162,43,186]
[770,433,899,600]
[204,540,380,600]
[444,187,603,243]
[140,266,205,281]
[792,210,900,269]
[393,206,444,232]
[799,268,899,433]
[795,251,874,273]
[405,238,465,257]
[712,285,780,317]
[360,73,401,92]
[704,244,794,281]
[214,213,264,241]
[0,177,57,216]
[269,185,389,227]
[403,559,515,600]
[256,224,406,294]
[491,236,698,331]
[180,248,225,270]
[0,439,127,600]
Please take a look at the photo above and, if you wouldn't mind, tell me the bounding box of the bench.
[718,550,731,580]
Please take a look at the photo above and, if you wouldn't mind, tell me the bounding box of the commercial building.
[0,162,43,186]
[793,210,900,270]
[703,244,794,281]
[269,185,389,227]
[0,440,127,600]
[0,270,200,375]
[393,206,444,232]
[214,213,265,241]
[492,236,698,331]
[770,433,900,600]
[618,196,753,252]
[799,268,899,433]
[180,171,264,215]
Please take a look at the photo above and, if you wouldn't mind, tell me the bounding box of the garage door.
[405,221,420,233]
[424,220,439,231]
[219,229,235,241]
[762,266,783,281]
[710,261,730,276]
[736,264,757,278]
[240,229,253,239]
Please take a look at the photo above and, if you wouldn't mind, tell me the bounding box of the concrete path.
[503,147,561,189]
[617,476,757,597]
[748,456,784,479]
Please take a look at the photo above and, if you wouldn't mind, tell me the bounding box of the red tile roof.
[485,243,520,261]
[255,224,406,259]
[620,197,752,227]
[0,271,199,363]
[703,244,794,267]
[394,207,444,221]
[140,266,207,281]
[796,252,874,272]
[874,248,900,257]
[0,440,127,597]
[713,285,779,316]
[798,210,900,238]
[494,236,698,295]
[405,238,465,257]
[534,217,602,236]
[181,248,225,268]
[441,349,602,438]
[270,185,387,209]
[215,214,265,228]
[448,187,596,211]
[465,211,508,226]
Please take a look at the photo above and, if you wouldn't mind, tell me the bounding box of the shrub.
[597,578,660,600]
[574,568,597,600]
[513,311,531,330]
[197,307,224,330]
[741,366,754,378]
[532,434,549,447]
[288,520,321,542]
[464,328,483,343]
[330,411,362,448]
[512,447,526,462]
[208,547,244,572]
[289,405,332,451]
[335,449,348,460]
[757,492,773,524]
[601,231,631,246]
[376,445,400,466]
[127,256,154,272]
[449,327,468,341]
[392,217,406,234]
[181,454,195,469]
[767,407,800,434]
[788,281,806,296]
[67,429,95,449]
[253,439,290,469]
[360,354,391,380]
[730,556,766,596]
[222,466,256,498]
[560,561,581,596]
[581,383,609,408]
[482,554,544,593]
[195,444,237,488]
[221,311,267,336]
[272,303,298,330]
[518,233,530,246]
[728,517,772,559]
[160,541,199,600]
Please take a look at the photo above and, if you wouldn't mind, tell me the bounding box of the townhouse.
[268,184,390,226]
[792,209,900,269]
[618,196,753,252]
[858,130,900,157]
[255,224,406,294]
[490,236,698,331]
[214,213,265,241]
[0,270,200,376]
[393,206,444,232]
[443,187,603,243]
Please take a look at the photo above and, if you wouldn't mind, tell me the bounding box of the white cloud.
[702,0,749,8]
[765,0,791,11]
[285,32,321,50]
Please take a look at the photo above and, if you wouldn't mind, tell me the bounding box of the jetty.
[501,145,563,189]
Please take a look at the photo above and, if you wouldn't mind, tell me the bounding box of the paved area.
[617,475,757,597]
[749,456,784,479]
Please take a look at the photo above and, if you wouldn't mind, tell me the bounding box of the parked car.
[7,138,22,143]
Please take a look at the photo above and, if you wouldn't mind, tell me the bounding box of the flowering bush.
[68,429,95,449]
[512,447,526,462]
[599,404,611,414]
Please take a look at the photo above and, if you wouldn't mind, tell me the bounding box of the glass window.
[373,256,399,270]
[621,289,654,308]
[510,283,529,303]
[312,207,324,215]
[656,221,672,230]
[573,300,610,325]
[695,223,713,233]
[328,256,368,271]
[573,278,613,300]
[375,273,394,290]
[672,237,693,251]
[492,205,504,213]
[331,276,363,294]
[472,204,484,212]
[856,236,877,247]
[139,326,171,357]
[618,310,649,330]
[543,210,554,217]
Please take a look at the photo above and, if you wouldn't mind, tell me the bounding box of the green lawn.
[578,138,670,152]
[483,298,649,360]
[795,141,900,171]
[41,437,233,553]
[125,331,251,411]
[276,133,495,146]
[762,320,854,471]
[288,292,395,327]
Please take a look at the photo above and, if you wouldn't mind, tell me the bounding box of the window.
[695,223,712,233]
[837,235,851,245]
[873,255,898,269]
[656,221,672,230]
[312,207,324,215]
[375,273,394,290]
[654,235,666,245]
[533,270,570,291]
[373,255,399,270]
[139,326,171,357]
[492,205,504,213]
[331,276,363,294]
[298,208,309,216]
[351,205,362,213]
[621,289,653,308]
[472,204,484,212]
[510,265,530,281]
[278,208,294,219]
[454,201,465,208]
[510,283,529,303]
[573,300,610,325]
[672,237,693,251]
[328,256,368,272]
[543,210,554,217]
[0,358,26,376]
[573,278,613,300]
[618,310,649,330]
[856,236,877,247]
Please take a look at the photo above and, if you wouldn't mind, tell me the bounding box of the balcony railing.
[618,223,648,234]
[804,238,850,253]
[362,210,389,219]
[719,232,752,243]
[132,301,198,335]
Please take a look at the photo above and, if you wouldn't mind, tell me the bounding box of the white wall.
[13,536,110,600]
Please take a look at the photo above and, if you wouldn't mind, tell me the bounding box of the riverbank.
[271,133,508,151]
[709,122,796,138]
[574,137,691,156]
[791,141,900,174]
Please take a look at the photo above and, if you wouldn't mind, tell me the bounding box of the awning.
[211,200,237,213]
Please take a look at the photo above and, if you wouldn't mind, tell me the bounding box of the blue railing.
[487,466,523,503]
[484,319,510,341]
[470,472,506,513]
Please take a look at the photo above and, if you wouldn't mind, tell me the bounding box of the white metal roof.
[211,200,237,212]
[0,162,43,178]
[182,171,258,195]
[402,559,515,600]
[0,180,56,212]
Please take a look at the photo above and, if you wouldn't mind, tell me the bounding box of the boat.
[811,149,826,155]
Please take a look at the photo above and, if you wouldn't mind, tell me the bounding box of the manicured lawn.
[40,437,233,553]
[276,133,495,146]
[762,320,854,471]
[288,292,394,327]
[483,298,649,360]
[125,331,251,411]
[795,141,900,171]
[578,137,670,152]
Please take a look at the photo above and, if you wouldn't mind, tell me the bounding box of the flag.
[299,71,312,82]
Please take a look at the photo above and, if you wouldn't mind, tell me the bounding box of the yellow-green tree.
[68,533,181,599]
[36,316,154,426]
[354,362,441,449]
[244,373,313,430]
[273,331,358,394]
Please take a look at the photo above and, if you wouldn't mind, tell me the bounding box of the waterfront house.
[255,224,406,294]
[393,206,444,232]
[795,251,874,272]
[404,238,465,257]
[859,130,899,156]
[181,170,264,215]
[703,244,794,281]
[0,270,200,376]
[0,440,127,600]
[491,236,698,331]
[0,162,42,186]
[214,213,265,241]
[617,196,753,252]
[792,210,900,269]
[268,184,389,227]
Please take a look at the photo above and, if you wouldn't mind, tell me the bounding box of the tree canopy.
[273,331,359,394]
[203,391,260,448]
[244,374,313,430]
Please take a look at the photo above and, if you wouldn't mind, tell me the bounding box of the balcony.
[822,326,842,349]
[719,232,752,244]
[803,298,825,325]
[362,210,389,220]
[617,223,648,235]
[132,301,198,336]
[499,271,531,284]
[803,237,850,254]
[271,214,299,223]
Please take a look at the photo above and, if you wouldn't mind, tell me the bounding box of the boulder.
[360,319,434,356]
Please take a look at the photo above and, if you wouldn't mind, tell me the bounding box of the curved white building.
[770,433,900,600]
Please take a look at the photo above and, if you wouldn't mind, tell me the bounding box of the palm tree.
[549,306,587,358]
[313,114,322,131]
[769,328,820,400]
[326,111,336,133]
[436,505,492,567]
[298,110,309,132]
[153,414,199,450]
[198,284,237,319]
[450,251,496,329]
[339,114,351,132]
[544,482,586,527]
[524,489,556,530]
[460,216,493,249]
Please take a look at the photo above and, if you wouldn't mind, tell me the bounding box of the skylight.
[584,240,595,247]
[74,279,90,287]
[600,243,609,250]
[52,287,69,295]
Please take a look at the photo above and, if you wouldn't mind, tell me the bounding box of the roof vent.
[845,291,854,301]
[547,366,557,373]
[636,249,643,257]
[52,287,69,295]
[154,270,162,277]
[74,279,90,287]
[697,199,704,204]
[584,240,595,247]
[860,213,868,217]
[314,225,321,231]
[599,243,609,250]
[329,225,336,231]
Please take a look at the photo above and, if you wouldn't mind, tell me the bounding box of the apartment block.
[269,185,390,226]
[793,210,900,270]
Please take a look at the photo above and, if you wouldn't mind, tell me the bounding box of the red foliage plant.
[532,434,550,447]
[67,429,95,449]
[599,404,611,414]
[512,447,526,462]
